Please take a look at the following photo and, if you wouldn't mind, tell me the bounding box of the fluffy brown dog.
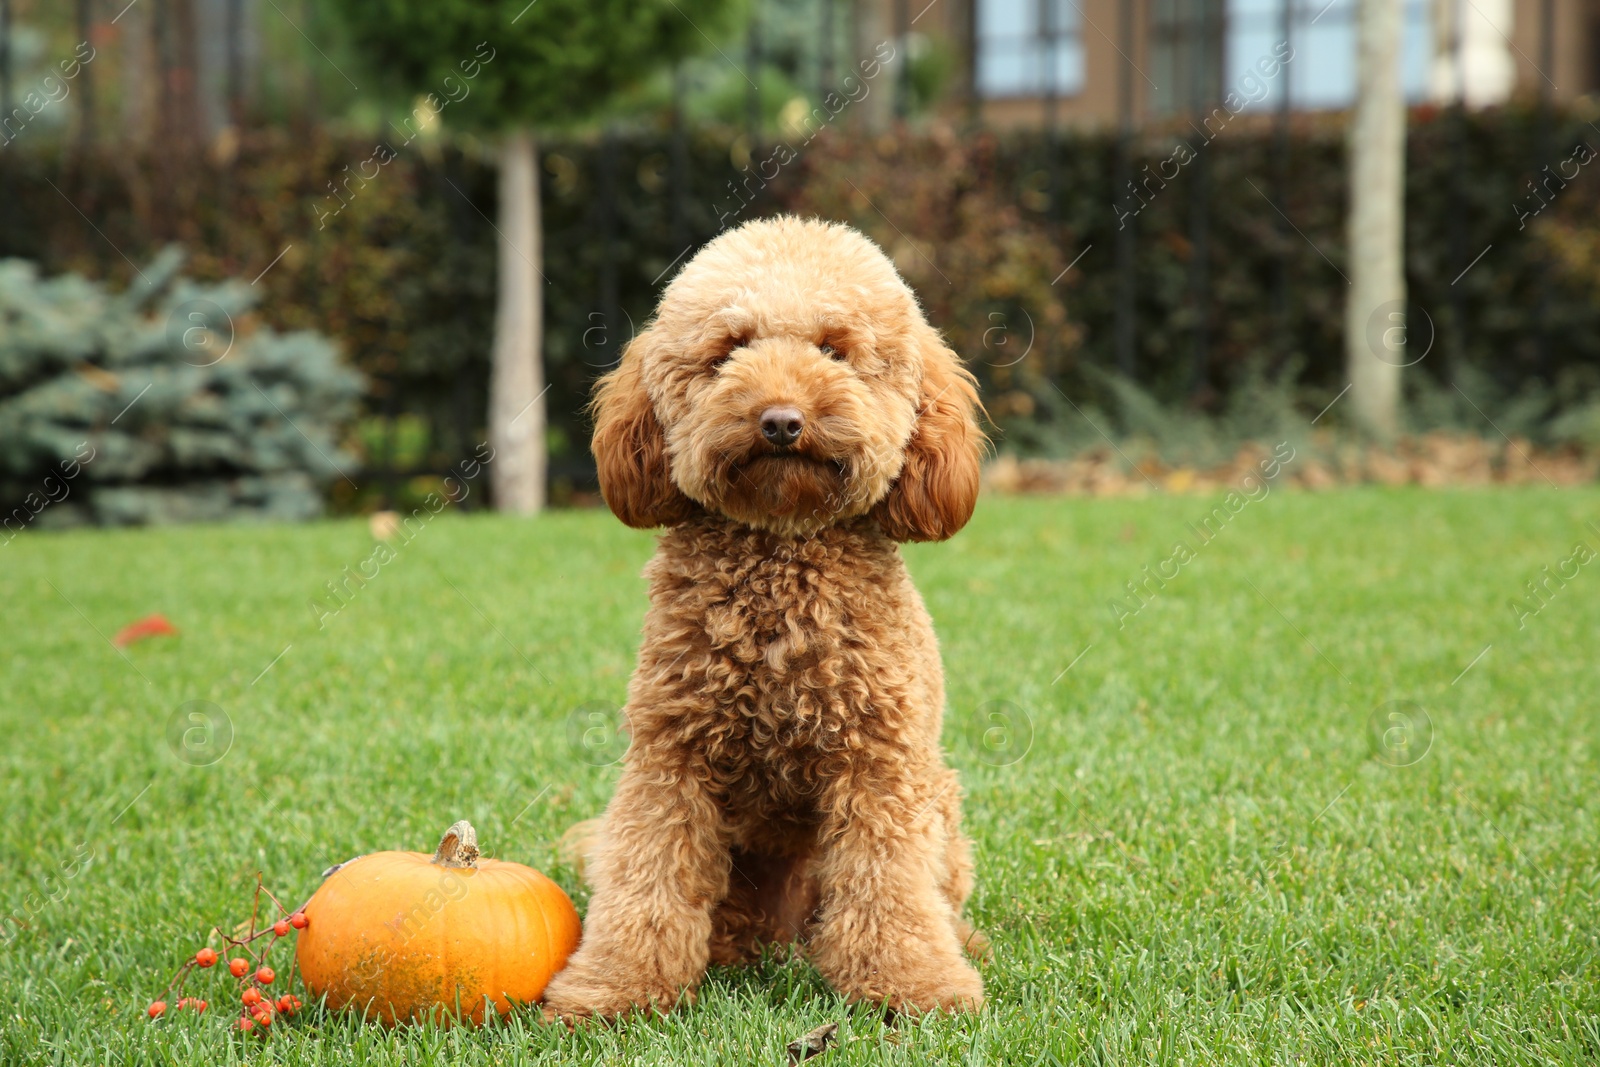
[541,216,986,1022]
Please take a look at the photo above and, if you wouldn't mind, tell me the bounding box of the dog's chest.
[642,521,923,784]
[701,553,846,668]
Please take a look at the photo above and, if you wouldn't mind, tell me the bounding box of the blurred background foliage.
[3,0,1600,521]
[0,246,363,525]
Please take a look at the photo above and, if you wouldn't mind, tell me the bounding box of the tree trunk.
[853,0,892,132]
[120,0,155,147]
[0,0,12,124]
[488,127,546,514]
[1346,0,1406,439]
[75,0,95,151]
[171,0,203,147]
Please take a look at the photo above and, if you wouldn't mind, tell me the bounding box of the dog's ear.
[590,335,697,529]
[873,330,985,542]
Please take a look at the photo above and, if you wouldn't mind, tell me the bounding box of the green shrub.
[4,107,1600,493]
[0,249,362,531]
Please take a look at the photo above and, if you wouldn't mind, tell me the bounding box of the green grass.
[3,489,1598,1065]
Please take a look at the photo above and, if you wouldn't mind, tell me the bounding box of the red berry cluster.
[149,874,310,1036]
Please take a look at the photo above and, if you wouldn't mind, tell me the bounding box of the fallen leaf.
[369,510,401,541]
[111,614,179,647]
[787,1021,838,1062]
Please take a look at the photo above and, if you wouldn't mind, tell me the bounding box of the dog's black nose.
[759,406,804,448]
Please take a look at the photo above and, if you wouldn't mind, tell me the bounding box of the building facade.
[911,0,1600,128]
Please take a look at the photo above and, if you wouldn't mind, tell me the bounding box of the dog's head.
[591,217,983,540]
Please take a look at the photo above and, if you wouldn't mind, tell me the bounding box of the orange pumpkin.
[295,820,580,1025]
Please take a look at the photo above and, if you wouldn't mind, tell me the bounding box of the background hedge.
[4,104,1599,508]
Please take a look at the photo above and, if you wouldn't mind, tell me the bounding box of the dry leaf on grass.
[787,1021,838,1062]
[368,510,401,541]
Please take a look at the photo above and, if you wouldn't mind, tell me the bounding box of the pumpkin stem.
[431,820,480,869]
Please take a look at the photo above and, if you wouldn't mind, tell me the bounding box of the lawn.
[3,489,1597,1065]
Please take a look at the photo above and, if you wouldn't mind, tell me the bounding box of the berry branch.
[149,872,311,1036]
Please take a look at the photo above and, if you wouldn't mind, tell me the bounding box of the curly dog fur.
[541,216,986,1022]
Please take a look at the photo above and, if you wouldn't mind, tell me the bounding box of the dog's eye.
[820,343,845,361]
[711,335,748,371]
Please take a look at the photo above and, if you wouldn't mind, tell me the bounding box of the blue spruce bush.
[0,249,363,531]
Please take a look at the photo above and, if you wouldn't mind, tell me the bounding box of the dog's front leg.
[541,756,728,1022]
[807,758,984,1014]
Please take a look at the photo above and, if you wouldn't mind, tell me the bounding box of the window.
[1225,0,1434,110]
[1149,0,1228,115]
[975,0,1086,99]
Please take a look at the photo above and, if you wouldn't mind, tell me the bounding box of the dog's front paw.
[955,919,993,964]
[812,937,985,1015]
[883,958,984,1015]
[540,956,692,1024]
